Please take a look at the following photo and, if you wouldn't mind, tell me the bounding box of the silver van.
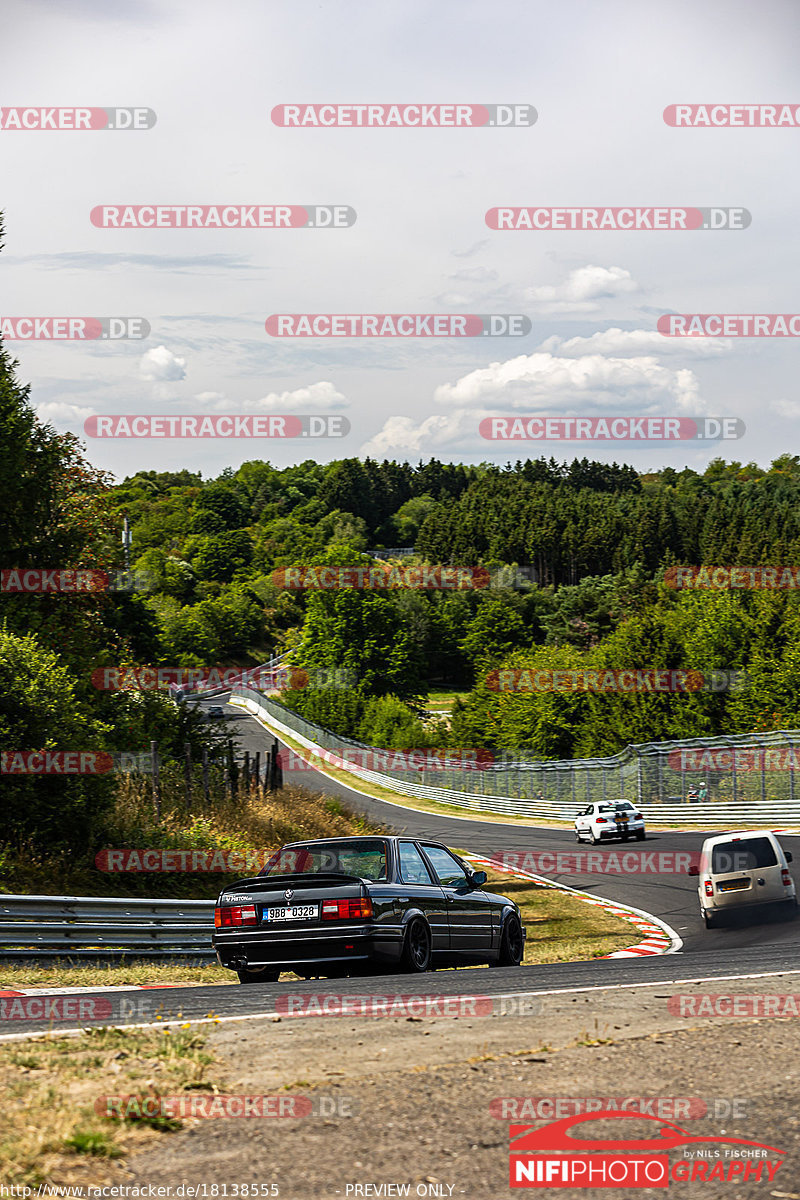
[689,830,796,928]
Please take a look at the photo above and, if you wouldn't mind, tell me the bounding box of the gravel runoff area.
[122,975,800,1199]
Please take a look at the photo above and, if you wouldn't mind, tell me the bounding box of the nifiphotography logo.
[508,1111,784,1188]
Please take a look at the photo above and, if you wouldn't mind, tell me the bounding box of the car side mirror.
[687,864,700,876]
[787,852,793,863]
[469,870,487,889]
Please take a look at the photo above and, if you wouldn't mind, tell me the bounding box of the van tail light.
[215,904,257,928]
[782,869,792,886]
[704,882,714,897]
[321,898,374,921]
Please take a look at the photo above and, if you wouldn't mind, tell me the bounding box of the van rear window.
[711,838,778,873]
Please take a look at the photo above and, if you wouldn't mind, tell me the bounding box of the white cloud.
[525,265,640,312]
[34,401,93,426]
[770,398,800,419]
[448,266,499,284]
[540,328,730,358]
[434,351,703,414]
[360,413,476,458]
[140,345,187,382]
[195,381,348,414]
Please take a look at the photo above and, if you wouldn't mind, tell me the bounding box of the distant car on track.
[213,835,526,983]
[689,829,796,928]
[574,800,645,844]
[207,705,225,718]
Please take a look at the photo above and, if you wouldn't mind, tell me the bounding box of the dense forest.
[5,197,800,855]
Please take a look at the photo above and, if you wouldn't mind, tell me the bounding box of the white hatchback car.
[574,800,646,844]
[689,830,797,928]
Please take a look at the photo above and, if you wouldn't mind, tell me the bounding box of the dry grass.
[0,1023,225,1187]
[0,961,235,990]
[1,783,386,900]
[479,866,637,964]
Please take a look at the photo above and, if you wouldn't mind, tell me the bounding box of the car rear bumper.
[704,888,795,912]
[213,922,404,970]
[578,823,646,839]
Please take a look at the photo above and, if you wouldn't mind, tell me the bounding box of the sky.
[2,0,799,482]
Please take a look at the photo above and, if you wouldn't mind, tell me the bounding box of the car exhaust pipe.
[229,956,248,971]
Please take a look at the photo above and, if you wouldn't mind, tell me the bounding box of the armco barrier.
[0,895,216,959]
[232,687,800,826]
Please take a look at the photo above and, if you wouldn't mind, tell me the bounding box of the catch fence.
[232,686,800,824]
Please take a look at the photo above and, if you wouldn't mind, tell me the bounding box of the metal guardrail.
[0,894,217,960]
[233,688,800,826]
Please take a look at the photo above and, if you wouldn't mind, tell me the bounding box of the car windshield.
[711,838,778,873]
[260,839,389,881]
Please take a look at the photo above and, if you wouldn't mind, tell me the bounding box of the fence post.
[243,751,251,796]
[151,740,161,820]
[201,747,210,808]
[254,750,261,799]
[227,739,237,797]
[791,737,796,806]
[184,744,193,815]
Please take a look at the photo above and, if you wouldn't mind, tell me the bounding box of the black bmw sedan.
[213,835,526,983]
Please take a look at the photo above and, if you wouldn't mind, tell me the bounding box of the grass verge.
[0,1023,224,1187]
[479,865,637,964]
[0,960,235,990]
[1,783,386,900]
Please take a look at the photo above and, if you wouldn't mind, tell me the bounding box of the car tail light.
[214,904,257,928]
[595,818,608,825]
[704,882,713,897]
[321,898,374,921]
[783,869,792,886]
[633,813,642,820]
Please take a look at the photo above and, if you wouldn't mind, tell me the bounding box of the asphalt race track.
[5,693,800,1038]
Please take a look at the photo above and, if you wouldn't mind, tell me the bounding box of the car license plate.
[615,815,628,823]
[719,879,749,892]
[264,904,318,922]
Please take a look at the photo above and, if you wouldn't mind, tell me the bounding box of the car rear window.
[260,839,389,881]
[711,838,778,873]
[598,803,632,813]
